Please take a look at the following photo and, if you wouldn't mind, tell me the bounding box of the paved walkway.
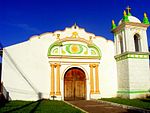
[67,100,141,113]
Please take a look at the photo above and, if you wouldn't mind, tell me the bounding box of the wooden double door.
[64,68,86,101]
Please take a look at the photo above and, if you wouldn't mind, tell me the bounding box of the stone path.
[67,100,141,113]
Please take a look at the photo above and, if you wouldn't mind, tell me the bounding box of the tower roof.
[118,15,141,25]
[111,7,149,33]
[118,6,141,25]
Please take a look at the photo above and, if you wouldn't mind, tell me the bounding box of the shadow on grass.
[0,94,9,108]
[2,99,43,113]
[29,99,42,113]
[126,109,142,113]
[140,98,150,103]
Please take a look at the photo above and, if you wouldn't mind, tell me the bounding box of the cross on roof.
[126,6,131,14]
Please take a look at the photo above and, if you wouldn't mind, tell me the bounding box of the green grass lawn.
[0,99,83,113]
[100,98,150,110]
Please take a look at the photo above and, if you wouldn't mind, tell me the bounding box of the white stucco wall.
[128,59,150,98]
[2,25,117,100]
[2,33,56,100]
[93,37,117,98]
[116,58,150,99]
[116,59,130,98]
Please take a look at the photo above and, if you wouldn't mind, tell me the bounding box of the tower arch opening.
[119,36,124,53]
[134,33,141,52]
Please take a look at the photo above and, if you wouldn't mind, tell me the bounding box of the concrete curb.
[64,101,88,113]
[93,99,150,113]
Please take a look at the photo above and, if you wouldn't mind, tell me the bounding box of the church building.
[1,9,150,101]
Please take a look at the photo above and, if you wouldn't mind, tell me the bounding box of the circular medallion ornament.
[71,45,79,53]
[66,44,83,54]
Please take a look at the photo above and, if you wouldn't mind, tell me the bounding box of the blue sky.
[0,0,150,48]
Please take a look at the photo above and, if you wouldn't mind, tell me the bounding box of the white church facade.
[1,9,150,101]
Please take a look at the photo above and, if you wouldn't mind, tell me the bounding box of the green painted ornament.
[143,13,149,24]
[123,10,129,22]
[111,20,117,30]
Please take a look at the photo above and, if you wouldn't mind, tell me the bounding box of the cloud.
[1,22,40,33]
[14,24,40,32]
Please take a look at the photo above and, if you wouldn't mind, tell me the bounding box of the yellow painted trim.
[115,52,150,61]
[95,64,100,94]
[48,56,100,59]
[56,63,61,96]
[89,64,94,94]
[50,64,55,96]
[61,65,89,80]
[49,61,100,64]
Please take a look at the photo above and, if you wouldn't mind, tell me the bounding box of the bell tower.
[112,7,150,99]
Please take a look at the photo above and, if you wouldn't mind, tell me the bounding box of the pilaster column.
[50,64,55,96]
[89,64,94,94]
[95,64,100,93]
[56,63,61,95]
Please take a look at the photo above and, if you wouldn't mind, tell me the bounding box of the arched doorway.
[64,67,86,101]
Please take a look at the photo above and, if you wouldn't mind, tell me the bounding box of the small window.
[134,34,141,52]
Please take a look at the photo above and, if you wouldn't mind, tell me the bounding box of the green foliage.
[0,99,83,113]
[100,98,150,110]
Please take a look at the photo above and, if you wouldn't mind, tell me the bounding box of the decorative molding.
[48,55,100,59]
[117,90,149,94]
[111,22,149,34]
[58,37,92,45]
[115,51,150,61]
[49,61,100,64]
[48,40,101,59]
